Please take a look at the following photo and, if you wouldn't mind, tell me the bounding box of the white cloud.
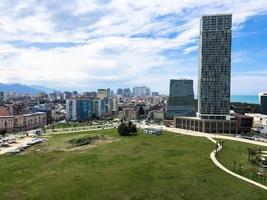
[0,0,266,93]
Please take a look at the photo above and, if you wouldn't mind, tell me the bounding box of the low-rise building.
[231,113,253,134]
[23,112,47,130]
[0,116,14,132]
[151,111,164,121]
[174,116,237,134]
[0,105,11,116]
[118,108,137,121]
[245,113,267,128]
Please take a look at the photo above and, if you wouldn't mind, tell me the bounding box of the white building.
[245,113,267,128]
[66,99,77,121]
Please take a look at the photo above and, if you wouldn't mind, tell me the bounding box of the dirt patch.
[5,189,27,200]
[67,137,119,152]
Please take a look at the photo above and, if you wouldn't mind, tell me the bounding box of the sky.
[0,0,267,95]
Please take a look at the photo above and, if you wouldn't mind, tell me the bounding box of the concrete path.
[46,127,113,135]
[206,136,267,191]
[139,124,267,147]
[138,123,267,191]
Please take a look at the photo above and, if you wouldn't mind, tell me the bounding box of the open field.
[0,129,266,199]
[217,139,267,185]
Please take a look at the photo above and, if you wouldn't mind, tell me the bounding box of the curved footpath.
[206,136,267,191]
[139,124,267,191]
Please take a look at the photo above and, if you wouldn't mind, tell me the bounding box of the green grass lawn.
[217,139,267,185]
[0,129,266,200]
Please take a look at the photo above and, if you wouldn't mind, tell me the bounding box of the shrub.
[117,121,138,136]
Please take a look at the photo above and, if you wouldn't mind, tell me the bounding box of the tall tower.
[167,79,195,119]
[197,14,232,120]
[259,92,267,115]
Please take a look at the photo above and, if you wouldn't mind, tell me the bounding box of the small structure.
[144,128,163,136]
[231,113,253,134]
[259,151,267,168]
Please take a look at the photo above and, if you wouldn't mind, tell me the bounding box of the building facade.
[166,79,195,119]
[174,116,237,134]
[198,14,232,120]
[23,112,47,130]
[66,99,77,121]
[118,108,137,121]
[259,93,267,115]
[0,116,14,132]
[0,112,47,132]
[97,89,108,99]
[76,99,92,121]
[133,86,151,97]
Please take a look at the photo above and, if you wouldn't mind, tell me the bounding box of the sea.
[231,95,259,104]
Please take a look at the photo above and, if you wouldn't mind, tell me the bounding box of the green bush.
[117,121,137,136]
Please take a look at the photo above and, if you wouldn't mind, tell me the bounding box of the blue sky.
[0,0,266,95]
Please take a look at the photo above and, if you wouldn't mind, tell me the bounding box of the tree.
[127,121,137,133]
[118,121,138,136]
[138,106,145,116]
[118,122,129,136]
[0,129,6,138]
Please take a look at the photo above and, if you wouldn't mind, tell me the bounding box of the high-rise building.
[76,99,92,121]
[66,99,92,121]
[197,14,232,120]
[66,99,77,121]
[166,79,195,119]
[93,99,102,118]
[259,93,267,115]
[117,88,123,96]
[97,89,108,99]
[122,88,132,98]
[107,88,111,97]
[0,91,4,102]
[152,92,159,97]
[133,86,151,97]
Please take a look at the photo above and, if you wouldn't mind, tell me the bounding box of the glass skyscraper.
[167,79,195,119]
[197,14,232,120]
[259,93,267,115]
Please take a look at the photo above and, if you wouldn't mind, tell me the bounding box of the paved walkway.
[46,127,113,135]
[206,136,267,191]
[140,124,267,147]
[138,124,267,191]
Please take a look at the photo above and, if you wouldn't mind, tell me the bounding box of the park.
[0,127,267,199]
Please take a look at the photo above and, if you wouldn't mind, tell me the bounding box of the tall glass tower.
[197,14,232,120]
[167,79,195,119]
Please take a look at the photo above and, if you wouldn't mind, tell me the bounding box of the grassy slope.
[0,130,266,200]
[217,139,267,186]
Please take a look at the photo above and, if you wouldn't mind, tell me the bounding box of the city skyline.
[0,1,267,94]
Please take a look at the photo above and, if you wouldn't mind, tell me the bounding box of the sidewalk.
[138,123,267,191]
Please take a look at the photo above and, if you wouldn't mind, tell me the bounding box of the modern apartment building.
[76,99,92,121]
[259,92,267,115]
[133,86,151,97]
[97,89,108,99]
[66,99,77,121]
[166,79,195,119]
[197,14,232,120]
[174,14,239,134]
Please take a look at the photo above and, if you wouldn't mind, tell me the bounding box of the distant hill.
[0,83,52,95]
[30,85,56,94]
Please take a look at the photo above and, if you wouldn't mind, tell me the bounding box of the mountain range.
[0,83,55,95]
